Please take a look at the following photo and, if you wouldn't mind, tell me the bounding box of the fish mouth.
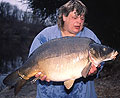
[111,51,118,59]
[103,50,118,61]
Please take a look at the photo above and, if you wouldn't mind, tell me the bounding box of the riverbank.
[0,81,37,98]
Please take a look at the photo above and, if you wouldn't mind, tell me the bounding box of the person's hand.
[35,72,50,82]
[88,64,101,75]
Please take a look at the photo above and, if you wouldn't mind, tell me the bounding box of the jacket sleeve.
[28,31,48,57]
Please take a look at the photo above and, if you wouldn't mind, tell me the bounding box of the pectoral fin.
[64,79,75,89]
[81,62,92,78]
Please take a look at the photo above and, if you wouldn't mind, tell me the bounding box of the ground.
[0,82,37,98]
[95,74,120,98]
[0,55,120,98]
[95,54,120,98]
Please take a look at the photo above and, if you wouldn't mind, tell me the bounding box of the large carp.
[3,37,118,95]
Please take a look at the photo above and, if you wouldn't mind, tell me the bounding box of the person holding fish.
[3,0,118,97]
[29,0,103,98]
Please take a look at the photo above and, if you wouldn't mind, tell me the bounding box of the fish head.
[89,43,118,66]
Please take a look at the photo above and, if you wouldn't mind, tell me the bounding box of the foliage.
[26,0,69,18]
[0,2,46,73]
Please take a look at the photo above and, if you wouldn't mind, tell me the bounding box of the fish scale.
[3,36,118,95]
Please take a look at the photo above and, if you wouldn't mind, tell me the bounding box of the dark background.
[84,0,120,49]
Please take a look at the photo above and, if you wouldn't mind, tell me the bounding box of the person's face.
[63,10,85,35]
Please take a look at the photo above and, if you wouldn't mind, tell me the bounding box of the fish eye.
[103,48,106,51]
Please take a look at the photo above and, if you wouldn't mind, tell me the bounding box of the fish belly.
[38,53,88,82]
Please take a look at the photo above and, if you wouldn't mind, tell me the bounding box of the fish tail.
[3,70,27,95]
[14,78,26,95]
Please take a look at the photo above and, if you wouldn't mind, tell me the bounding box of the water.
[0,56,24,92]
[0,74,7,92]
[0,56,24,74]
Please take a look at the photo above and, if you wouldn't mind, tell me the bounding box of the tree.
[22,0,69,20]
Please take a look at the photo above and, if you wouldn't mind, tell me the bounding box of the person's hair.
[57,0,87,29]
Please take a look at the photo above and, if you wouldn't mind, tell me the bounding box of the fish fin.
[14,78,27,95]
[3,70,20,86]
[64,79,75,89]
[3,70,28,95]
[81,62,92,78]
